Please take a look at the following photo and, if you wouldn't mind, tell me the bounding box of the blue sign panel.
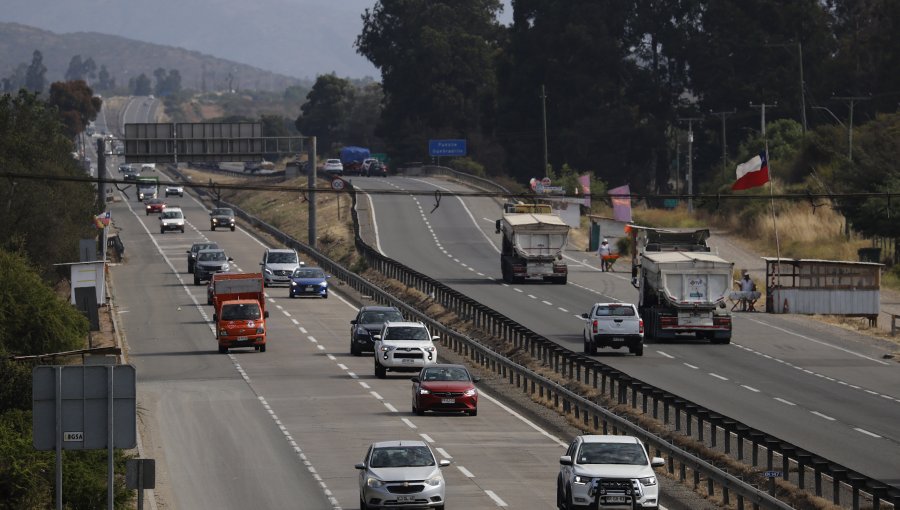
[428,139,467,157]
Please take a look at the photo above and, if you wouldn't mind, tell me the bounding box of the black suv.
[210,207,236,231]
[186,242,220,273]
[193,249,233,285]
[350,306,404,355]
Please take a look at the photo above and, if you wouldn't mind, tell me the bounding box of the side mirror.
[438,459,451,467]
[354,463,366,470]
[472,377,481,383]
[212,313,218,322]
[186,250,191,254]
[651,457,665,468]
[373,334,381,340]
[350,319,358,325]
[432,336,440,342]
[228,257,234,262]
[264,311,269,318]
[559,455,573,466]
[411,376,420,383]
[580,313,589,319]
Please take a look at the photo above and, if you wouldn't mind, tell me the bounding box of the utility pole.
[749,102,777,138]
[308,136,317,248]
[677,117,702,212]
[832,96,870,162]
[711,109,736,179]
[540,85,548,175]
[798,42,807,133]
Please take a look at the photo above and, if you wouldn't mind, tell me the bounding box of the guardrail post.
[722,485,729,507]
[674,400,683,432]
[722,420,735,454]
[765,440,778,470]
[736,493,743,510]
[709,414,722,448]
[780,445,793,481]
[685,405,697,436]
[848,475,864,510]
[813,461,828,497]
[750,432,766,466]
[696,410,706,442]
[706,476,714,500]
[831,468,846,506]
[735,425,749,461]
[652,390,662,418]
[796,454,812,490]
[640,385,651,414]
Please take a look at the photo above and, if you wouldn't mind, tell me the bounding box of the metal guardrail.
[402,164,512,195]
[170,165,898,510]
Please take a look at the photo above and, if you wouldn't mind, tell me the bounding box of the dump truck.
[211,272,268,353]
[629,227,733,343]
[495,202,570,284]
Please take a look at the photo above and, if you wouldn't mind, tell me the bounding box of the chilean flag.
[732,151,769,191]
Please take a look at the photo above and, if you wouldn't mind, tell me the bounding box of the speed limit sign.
[331,177,345,191]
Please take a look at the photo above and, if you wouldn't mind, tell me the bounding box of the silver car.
[356,440,449,509]
[259,248,303,287]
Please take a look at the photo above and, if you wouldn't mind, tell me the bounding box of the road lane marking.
[420,433,434,443]
[457,465,475,477]
[485,490,508,507]
[370,391,383,400]
[401,418,417,429]
[774,397,796,406]
[436,447,451,459]
[811,411,835,421]
[741,385,760,392]
[854,428,882,438]
[709,373,728,381]
[684,363,699,370]
[384,403,398,413]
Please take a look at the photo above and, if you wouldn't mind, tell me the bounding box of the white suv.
[373,321,439,378]
[557,435,664,510]
[159,207,185,234]
[259,248,303,287]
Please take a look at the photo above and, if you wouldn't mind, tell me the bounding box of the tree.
[357,0,504,164]
[153,68,182,97]
[131,73,152,96]
[0,90,99,274]
[2,63,29,92]
[24,50,47,93]
[96,65,116,92]
[47,80,102,139]
[65,55,84,81]
[294,73,354,154]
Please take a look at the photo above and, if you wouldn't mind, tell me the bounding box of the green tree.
[24,50,47,93]
[0,250,88,355]
[0,91,99,275]
[131,73,152,96]
[2,63,29,92]
[344,82,384,149]
[295,73,354,154]
[96,65,116,92]
[47,80,102,139]
[356,0,503,164]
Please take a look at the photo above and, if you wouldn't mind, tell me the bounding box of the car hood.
[290,277,327,285]
[265,263,298,271]
[421,381,474,392]
[359,324,385,332]
[574,464,653,478]
[161,217,182,223]
[211,214,233,220]
[197,260,228,268]
[379,340,435,350]
[367,465,440,483]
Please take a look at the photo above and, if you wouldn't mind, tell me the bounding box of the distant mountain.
[0,22,308,93]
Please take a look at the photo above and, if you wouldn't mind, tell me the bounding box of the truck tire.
[632,344,644,356]
[218,345,228,354]
[259,344,266,353]
[193,274,200,286]
[374,359,387,379]
[583,336,596,355]
[230,225,235,231]
[211,225,216,231]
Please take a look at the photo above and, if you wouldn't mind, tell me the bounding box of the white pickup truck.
[580,303,644,356]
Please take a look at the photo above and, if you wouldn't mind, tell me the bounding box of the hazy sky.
[2,0,513,80]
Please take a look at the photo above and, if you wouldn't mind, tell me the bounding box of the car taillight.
[713,316,731,327]
[639,319,644,334]
[592,320,599,333]
[660,316,677,326]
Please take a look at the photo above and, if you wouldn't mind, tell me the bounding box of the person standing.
[597,239,612,272]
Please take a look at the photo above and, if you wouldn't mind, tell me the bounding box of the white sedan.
[323,159,344,176]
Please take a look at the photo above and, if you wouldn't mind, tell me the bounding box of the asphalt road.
[354,175,900,490]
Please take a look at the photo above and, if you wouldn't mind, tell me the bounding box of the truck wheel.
[230,225,235,231]
[351,342,361,356]
[632,344,644,356]
[193,274,200,286]
[211,225,215,231]
[259,344,266,353]
[218,345,228,354]
[583,338,595,355]
[554,276,567,284]
[160,228,164,234]
[188,261,194,273]
[180,226,184,233]
[374,359,387,379]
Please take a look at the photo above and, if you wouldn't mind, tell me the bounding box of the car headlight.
[291,281,298,286]
[574,475,592,485]
[212,218,218,223]
[638,476,657,486]
[379,345,395,352]
[366,477,384,488]
[219,329,227,336]
[424,474,443,487]
[256,328,264,334]
[423,346,435,353]
[419,388,430,395]
[464,388,477,397]
[221,263,230,271]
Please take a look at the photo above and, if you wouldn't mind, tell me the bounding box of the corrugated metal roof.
[643,251,732,264]
[504,214,568,227]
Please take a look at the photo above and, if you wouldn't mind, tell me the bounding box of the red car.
[145,198,166,215]
[411,364,479,416]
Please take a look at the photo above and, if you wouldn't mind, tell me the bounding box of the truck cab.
[215,299,268,353]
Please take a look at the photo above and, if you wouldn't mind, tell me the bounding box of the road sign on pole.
[428,139,467,157]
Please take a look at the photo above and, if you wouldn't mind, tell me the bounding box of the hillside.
[0,22,308,93]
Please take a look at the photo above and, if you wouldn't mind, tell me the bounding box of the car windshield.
[370,446,435,468]
[359,310,404,324]
[162,211,181,219]
[594,305,635,317]
[292,268,325,278]
[577,443,648,465]
[267,252,297,264]
[220,303,260,321]
[192,243,218,254]
[212,208,234,216]
[384,326,430,341]
[422,367,469,382]
[199,251,226,261]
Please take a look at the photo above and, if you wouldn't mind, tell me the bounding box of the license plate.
[441,398,455,404]
[305,285,314,291]
[401,358,415,364]
[611,337,624,342]
[396,495,414,502]
[237,336,248,341]
[603,496,629,504]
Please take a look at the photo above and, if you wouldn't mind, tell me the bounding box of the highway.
[354,175,900,489]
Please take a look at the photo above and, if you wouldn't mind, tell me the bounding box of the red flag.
[732,151,769,191]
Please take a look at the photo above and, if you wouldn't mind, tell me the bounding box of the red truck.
[211,273,268,353]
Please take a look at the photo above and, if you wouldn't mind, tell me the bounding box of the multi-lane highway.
[354,176,900,489]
